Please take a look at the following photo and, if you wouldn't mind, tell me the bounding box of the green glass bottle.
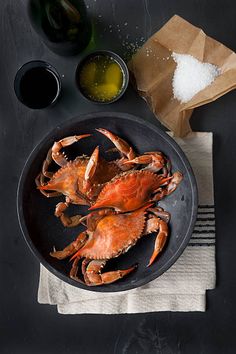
[28,0,92,56]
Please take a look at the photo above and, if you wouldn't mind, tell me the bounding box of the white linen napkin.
[38,132,215,314]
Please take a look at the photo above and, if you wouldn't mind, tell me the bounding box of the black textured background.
[0,1,235,353]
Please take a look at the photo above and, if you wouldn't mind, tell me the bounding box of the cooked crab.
[90,169,183,212]
[50,204,169,286]
[36,130,137,226]
[36,129,169,226]
[88,130,183,212]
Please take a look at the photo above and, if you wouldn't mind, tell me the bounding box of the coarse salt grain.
[172,52,220,103]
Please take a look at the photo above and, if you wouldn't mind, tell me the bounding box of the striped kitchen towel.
[38,132,215,314]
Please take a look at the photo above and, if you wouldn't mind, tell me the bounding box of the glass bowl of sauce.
[76,50,129,104]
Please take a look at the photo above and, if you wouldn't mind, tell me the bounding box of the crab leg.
[35,173,62,198]
[96,128,136,169]
[42,150,53,178]
[54,202,83,227]
[164,171,183,195]
[69,257,84,283]
[148,219,169,266]
[50,231,87,260]
[124,152,166,173]
[152,171,183,202]
[36,147,62,197]
[35,148,55,192]
[42,148,54,178]
[163,159,172,177]
[52,134,91,167]
[148,207,171,223]
[84,260,137,286]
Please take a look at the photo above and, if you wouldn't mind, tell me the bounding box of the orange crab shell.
[71,204,152,261]
[90,170,171,212]
[38,157,121,202]
[39,158,89,203]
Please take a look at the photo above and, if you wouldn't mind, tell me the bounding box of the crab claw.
[50,231,87,260]
[84,260,137,286]
[148,219,168,266]
[83,146,100,192]
[96,128,136,160]
[52,134,91,166]
[165,171,183,195]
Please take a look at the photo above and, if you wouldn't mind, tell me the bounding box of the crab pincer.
[96,128,136,169]
[51,134,91,166]
[82,260,137,286]
[83,145,100,192]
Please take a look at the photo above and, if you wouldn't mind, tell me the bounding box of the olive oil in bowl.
[76,51,129,103]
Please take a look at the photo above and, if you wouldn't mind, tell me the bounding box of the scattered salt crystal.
[122,37,146,60]
[172,52,220,103]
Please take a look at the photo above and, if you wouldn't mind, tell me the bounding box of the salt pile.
[172,53,220,103]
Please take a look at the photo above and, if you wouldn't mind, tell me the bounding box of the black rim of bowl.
[75,50,129,104]
[17,112,198,293]
[14,60,61,109]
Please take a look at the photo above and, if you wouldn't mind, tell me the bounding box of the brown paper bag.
[129,15,236,137]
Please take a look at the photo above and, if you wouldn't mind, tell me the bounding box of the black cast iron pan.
[17,112,198,292]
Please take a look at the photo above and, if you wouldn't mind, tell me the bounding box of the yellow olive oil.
[79,55,124,102]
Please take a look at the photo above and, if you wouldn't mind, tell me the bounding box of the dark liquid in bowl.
[19,67,59,108]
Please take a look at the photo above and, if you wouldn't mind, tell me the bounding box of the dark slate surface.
[0,0,235,353]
